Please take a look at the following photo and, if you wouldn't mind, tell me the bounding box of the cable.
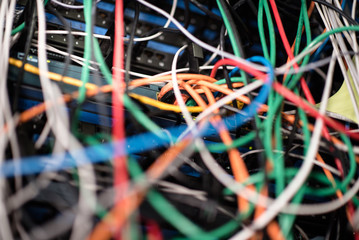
[125,2,140,91]
[112,0,127,202]
[42,30,111,39]
[125,0,178,42]
[50,0,102,9]
[189,0,222,21]
[6,1,359,238]
[46,4,74,83]
[313,0,358,26]
[12,1,37,112]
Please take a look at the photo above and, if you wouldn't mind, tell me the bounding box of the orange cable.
[181,81,253,212]
[88,139,191,240]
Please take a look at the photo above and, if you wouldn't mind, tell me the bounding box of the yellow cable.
[9,57,203,113]
[9,57,98,90]
[129,93,202,113]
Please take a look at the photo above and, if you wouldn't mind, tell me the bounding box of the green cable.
[281,187,306,239]
[277,12,309,228]
[257,0,270,61]
[205,131,256,152]
[279,1,313,234]
[255,22,359,201]
[280,0,311,229]
[258,0,276,65]
[77,1,93,104]
[128,158,256,239]
[11,0,50,36]
[215,76,245,85]
[257,0,280,216]
[256,1,320,236]
[274,116,285,195]
[128,159,210,240]
[287,25,359,90]
[93,38,112,85]
[304,133,357,197]
[217,0,268,218]
[281,88,311,238]
[216,0,241,57]
[285,0,312,88]
[260,7,359,225]
[11,22,25,36]
[340,133,357,191]
[294,7,305,59]
[70,0,93,134]
[129,214,142,240]
[266,0,314,130]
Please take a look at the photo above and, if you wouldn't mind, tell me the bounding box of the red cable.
[269,0,315,105]
[113,0,127,200]
[272,82,359,140]
[270,0,348,188]
[211,58,359,141]
[268,0,336,142]
[210,58,266,79]
[146,220,163,240]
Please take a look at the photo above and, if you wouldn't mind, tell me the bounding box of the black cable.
[12,1,37,112]
[219,25,237,109]
[233,0,257,17]
[125,3,140,92]
[284,110,300,162]
[183,0,191,29]
[313,0,358,25]
[276,0,301,11]
[133,0,191,52]
[221,0,252,47]
[322,137,350,177]
[141,26,181,37]
[335,215,341,240]
[275,4,302,22]
[217,0,249,82]
[189,0,222,21]
[325,212,337,240]
[46,4,74,84]
[232,0,246,10]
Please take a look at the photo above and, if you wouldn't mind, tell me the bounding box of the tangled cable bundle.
[3,0,359,239]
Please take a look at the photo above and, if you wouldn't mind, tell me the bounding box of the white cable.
[126,0,178,42]
[31,41,100,67]
[152,65,236,78]
[351,0,359,79]
[240,149,341,177]
[43,30,111,40]
[51,0,101,9]
[317,3,359,124]
[36,1,97,239]
[171,45,194,126]
[0,1,18,238]
[203,44,220,66]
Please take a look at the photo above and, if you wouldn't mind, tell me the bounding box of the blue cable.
[223,56,273,129]
[228,67,240,77]
[310,37,330,63]
[1,57,273,177]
